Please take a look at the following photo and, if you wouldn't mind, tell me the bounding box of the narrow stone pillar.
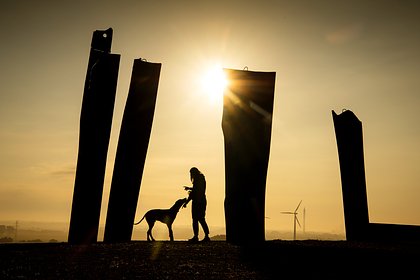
[68,28,120,244]
[222,68,276,244]
[104,59,161,243]
[332,110,370,241]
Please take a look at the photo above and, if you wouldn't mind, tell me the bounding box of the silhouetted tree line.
[0,225,15,236]
[0,225,15,242]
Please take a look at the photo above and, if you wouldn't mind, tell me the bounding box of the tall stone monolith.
[222,68,276,244]
[332,109,370,241]
[69,28,120,244]
[104,59,161,243]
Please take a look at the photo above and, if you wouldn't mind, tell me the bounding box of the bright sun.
[199,65,228,103]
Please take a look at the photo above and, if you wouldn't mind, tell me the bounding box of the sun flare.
[199,65,228,103]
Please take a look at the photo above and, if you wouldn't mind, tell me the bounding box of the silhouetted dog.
[134,198,187,241]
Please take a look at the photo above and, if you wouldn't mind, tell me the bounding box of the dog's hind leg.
[146,220,156,241]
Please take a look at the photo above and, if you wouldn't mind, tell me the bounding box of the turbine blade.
[295,200,302,212]
[296,216,301,228]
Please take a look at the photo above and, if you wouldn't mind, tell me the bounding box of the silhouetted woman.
[183,167,210,242]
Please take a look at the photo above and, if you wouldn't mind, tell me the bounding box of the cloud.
[325,23,364,45]
[50,166,75,177]
[29,163,75,179]
[0,186,71,222]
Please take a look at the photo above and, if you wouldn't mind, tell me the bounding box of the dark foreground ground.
[1,240,419,279]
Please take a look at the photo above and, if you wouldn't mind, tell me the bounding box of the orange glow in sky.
[1,0,420,240]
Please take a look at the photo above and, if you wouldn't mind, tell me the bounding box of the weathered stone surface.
[69,28,120,244]
[222,68,276,245]
[104,59,161,243]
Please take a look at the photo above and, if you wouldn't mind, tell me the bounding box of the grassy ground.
[1,240,419,279]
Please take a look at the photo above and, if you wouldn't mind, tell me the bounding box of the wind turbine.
[281,200,302,240]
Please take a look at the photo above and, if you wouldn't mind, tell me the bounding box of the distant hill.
[1,221,345,243]
[265,229,345,241]
[0,221,68,243]
[210,234,226,240]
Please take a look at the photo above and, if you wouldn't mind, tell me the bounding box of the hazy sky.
[1,0,420,239]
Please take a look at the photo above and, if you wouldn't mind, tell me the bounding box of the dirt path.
[1,240,419,279]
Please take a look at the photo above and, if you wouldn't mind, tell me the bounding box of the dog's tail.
[134,215,145,225]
